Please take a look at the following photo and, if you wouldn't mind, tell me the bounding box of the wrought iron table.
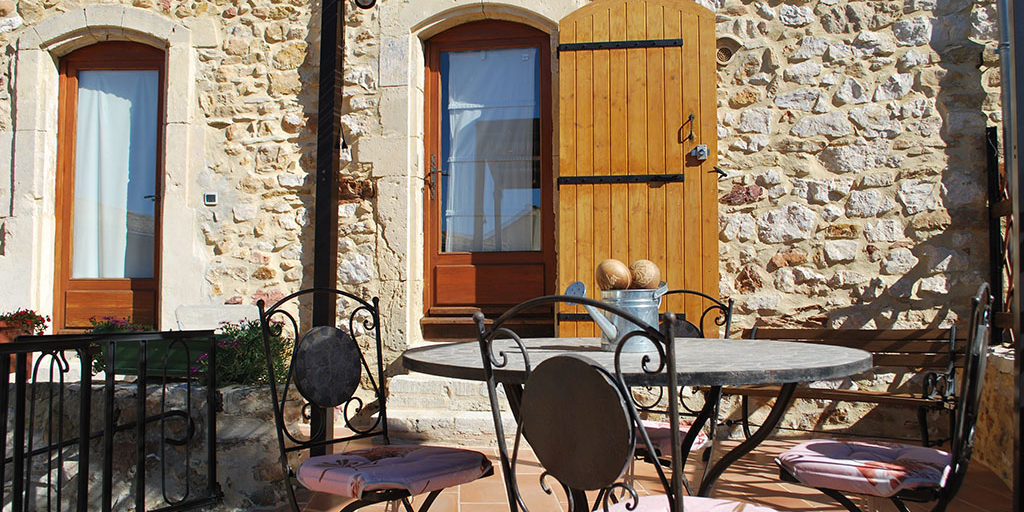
[402,336,872,501]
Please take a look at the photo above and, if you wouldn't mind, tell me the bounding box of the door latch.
[690,145,709,161]
[425,155,447,199]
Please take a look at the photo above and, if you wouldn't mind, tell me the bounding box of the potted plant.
[0,308,49,373]
[190,320,290,386]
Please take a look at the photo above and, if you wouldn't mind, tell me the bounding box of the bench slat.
[741,328,966,341]
[720,385,952,409]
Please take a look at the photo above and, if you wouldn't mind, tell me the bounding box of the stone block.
[893,16,932,46]
[897,180,937,214]
[174,304,258,330]
[791,111,852,138]
[358,136,410,177]
[84,4,125,29]
[34,9,87,46]
[874,73,914,101]
[824,240,858,263]
[120,8,175,43]
[13,48,57,131]
[782,60,822,85]
[12,128,55,203]
[379,87,412,138]
[775,88,820,111]
[165,46,194,124]
[379,36,409,87]
[846,190,896,217]
[756,203,817,243]
[183,17,219,48]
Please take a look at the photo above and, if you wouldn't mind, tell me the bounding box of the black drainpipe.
[311,0,376,455]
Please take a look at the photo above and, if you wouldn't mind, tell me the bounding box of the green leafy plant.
[191,320,290,386]
[0,309,50,335]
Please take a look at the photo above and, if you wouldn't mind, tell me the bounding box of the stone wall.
[713,0,1000,330]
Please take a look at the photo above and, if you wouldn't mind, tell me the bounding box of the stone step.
[386,374,515,445]
[386,409,515,446]
[388,374,507,412]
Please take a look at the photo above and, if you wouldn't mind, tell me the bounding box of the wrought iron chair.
[258,288,493,512]
[661,289,734,339]
[473,294,775,511]
[774,283,993,512]
[636,290,734,471]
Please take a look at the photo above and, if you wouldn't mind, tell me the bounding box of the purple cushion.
[775,439,951,498]
[640,419,711,455]
[608,494,776,511]
[296,445,492,498]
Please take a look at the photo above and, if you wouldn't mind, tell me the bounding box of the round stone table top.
[403,337,873,387]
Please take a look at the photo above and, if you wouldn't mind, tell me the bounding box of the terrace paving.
[284,437,1011,512]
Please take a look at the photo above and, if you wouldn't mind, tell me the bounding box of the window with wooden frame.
[54,42,165,331]
[422,21,556,337]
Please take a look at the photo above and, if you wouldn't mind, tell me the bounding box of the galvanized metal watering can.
[565,281,668,352]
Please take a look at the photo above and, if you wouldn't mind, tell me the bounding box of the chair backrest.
[256,288,388,469]
[940,283,992,505]
[474,295,685,512]
[662,289,733,338]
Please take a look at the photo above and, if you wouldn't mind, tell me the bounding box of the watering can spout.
[564,281,618,340]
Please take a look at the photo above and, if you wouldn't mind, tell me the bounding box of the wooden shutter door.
[557,0,719,337]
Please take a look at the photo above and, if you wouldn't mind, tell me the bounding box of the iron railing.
[0,330,222,511]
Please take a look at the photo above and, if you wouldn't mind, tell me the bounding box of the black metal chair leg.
[741,395,753,439]
[819,487,863,512]
[284,480,302,512]
[341,499,374,512]
[698,383,796,496]
[890,496,912,512]
[917,406,931,446]
[415,491,441,512]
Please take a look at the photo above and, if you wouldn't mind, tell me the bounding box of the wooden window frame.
[423,21,556,316]
[54,42,166,331]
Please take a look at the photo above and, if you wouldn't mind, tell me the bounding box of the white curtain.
[443,47,540,252]
[72,70,159,279]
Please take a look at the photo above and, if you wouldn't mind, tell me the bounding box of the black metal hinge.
[557,174,685,185]
[558,38,684,52]
[557,313,591,321]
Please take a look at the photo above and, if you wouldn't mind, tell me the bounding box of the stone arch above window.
[408,3,557,42]
[17,5,186,55]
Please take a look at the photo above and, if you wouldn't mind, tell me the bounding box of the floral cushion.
[775,439,951,498]
[608,494,776,511]
[639,419,711,456]
[296,445,492,499]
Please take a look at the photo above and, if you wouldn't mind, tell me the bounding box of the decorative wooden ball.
[595,259,631,290]
[629,260,661,289]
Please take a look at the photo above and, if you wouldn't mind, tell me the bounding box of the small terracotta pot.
[0,321,33,374]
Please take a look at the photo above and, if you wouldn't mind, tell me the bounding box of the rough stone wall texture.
[713,0,1000,331]
[976,348,1013,488]
[708,0,1004,444]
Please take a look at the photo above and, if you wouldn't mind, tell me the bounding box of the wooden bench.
[721,327,968,446]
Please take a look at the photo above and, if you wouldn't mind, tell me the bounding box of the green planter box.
[103,338,211,378]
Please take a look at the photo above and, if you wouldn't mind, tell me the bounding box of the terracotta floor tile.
[270,436,1012,512]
